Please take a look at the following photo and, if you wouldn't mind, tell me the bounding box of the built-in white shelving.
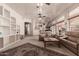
[0,5,11,47]
[3,8,10,18]
[0,5,10,38]
[0,4,20,48]
[10,17,16,35]
[0,16,10,27]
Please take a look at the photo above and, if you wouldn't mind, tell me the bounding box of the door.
[24,22,31,36]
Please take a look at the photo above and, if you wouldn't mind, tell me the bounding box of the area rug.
[0,43,66,56]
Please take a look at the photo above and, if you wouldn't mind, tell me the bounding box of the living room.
[0,3,79,56]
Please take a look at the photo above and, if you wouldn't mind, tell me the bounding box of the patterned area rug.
[0,43,66,56]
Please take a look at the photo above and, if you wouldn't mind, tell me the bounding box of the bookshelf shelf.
[3,9,10,18]
[0,6,10,38]
[10,16,16,35]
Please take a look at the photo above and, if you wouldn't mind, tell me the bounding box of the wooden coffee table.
[43,37,60,48]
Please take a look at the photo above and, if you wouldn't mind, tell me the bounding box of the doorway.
[24,22,30,36]
[24,22,31,36]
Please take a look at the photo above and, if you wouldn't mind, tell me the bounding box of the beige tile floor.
[0,35,76,56]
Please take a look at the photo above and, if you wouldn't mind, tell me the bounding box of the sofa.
[59,31,79,55]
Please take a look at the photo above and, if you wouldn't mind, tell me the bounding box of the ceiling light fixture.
[37,3,43,18]
[45,3,51,5]
[37,3,43,6]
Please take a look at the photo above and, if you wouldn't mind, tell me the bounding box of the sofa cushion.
[68,36,79,43]
[60,38,77,48]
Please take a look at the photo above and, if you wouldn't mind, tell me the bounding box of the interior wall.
[32,18,39,35]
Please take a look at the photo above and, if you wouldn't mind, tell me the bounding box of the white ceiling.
[6,3,79,21]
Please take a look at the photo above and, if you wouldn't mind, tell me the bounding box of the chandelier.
[36,3,51,30]
[37,3,50,18]
[37,3,43,18]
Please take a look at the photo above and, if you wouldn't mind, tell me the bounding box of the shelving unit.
[0,5,11,47]
[0,6,3,38]
[0,4,21,48]
[8,16,16,43]
[0,6,10,37]
[3,8,10,18]
[10,17,16,35]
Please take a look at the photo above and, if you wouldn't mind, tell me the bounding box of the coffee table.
[43,37,60,48]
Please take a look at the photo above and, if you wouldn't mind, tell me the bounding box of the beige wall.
[32,18,39,35]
